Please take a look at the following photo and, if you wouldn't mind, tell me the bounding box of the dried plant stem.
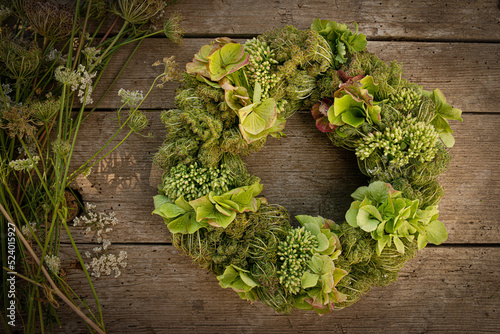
[0,203,106,334]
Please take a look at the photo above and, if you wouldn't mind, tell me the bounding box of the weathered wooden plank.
[91,38,499,114]
[54,245,500,333]
[68,112,500,244]
[167,0,500,41]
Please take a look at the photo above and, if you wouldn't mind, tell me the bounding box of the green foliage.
[237,96,282,144]
[186,38,249,82]
[152,195,208,234]
[153,181,265,232]
[423,88,463,147]
[311,19,367,68]
[189,181,264,228]
[217,265,260,300]
[345,181,448,255]
[328,75,382,128]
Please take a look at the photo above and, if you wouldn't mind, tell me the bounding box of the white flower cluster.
[21,222,37,239]
[54,64,96,105]
[85,250,128,278]
[75,203,127,278]
[45,48,67,64]
[44,255,61,275]
[9,155,40,171]
[81,47,101,68]
[118,88,144,108]
[73,203,118,243]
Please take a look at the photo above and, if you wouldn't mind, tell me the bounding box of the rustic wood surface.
[57,1,500,333]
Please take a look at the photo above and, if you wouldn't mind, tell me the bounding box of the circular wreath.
[152,19,463,314]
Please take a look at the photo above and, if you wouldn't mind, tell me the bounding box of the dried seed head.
[113,0,165,25]
[163,12,183,45]
[127,110,148,133]
[23,0,75,41]
[0,37,41,81]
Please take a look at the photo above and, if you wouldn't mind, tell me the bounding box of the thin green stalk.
[71,0,93,72]
[60,219,105,328]
[0,203,106,334]
[82,38,145,122]
[90,21,130,73]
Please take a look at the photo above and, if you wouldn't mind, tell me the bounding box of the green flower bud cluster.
[277,227,318,295]
[356,115,439,167]
[162,162,236,201]
[389,87,422,113]
[245,38,279,99]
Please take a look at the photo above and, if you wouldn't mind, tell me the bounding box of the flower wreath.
[152,19,462,315]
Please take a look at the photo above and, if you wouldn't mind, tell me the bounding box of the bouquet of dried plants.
[0,0,182,332]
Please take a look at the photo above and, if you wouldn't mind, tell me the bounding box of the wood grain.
[167,0,500,41]
[91,39,500,115]
[54,244,500,333]
[67,112,500,245]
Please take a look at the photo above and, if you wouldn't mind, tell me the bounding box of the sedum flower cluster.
[389,87,422,113]
[276,227,318,294]
[356,115,439,167]
[162,162,236,201]
[245,38,279,98]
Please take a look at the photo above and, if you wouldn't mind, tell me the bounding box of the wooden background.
[59,0,500,332]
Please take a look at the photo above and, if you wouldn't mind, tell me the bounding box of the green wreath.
[152,19,463,314]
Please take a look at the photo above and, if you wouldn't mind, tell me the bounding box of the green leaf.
[439,132,455,148]
[174,196,192,212]
[301,271,319,289]
[425,220,448,245]
[167,212,208,234]
[376,235,390,255]
[393,236,405,254]
[351,186,369,201]
[217,265,259,293]
[417,234,428,250]
[341,108,365,127]
[367,181,390,204]
[315,233,330,253]
[253,81,262,104]
[241,110,267,135]
[345,207,359,227]
[158,203,186,219]
[359,204,383,221]
[240,272,259,288]
[153,195,170,210]
[207,43,246,81]
[309,254,324,274]
[360,76,379,95]
[333,267,348,285]
[356,208,380,232]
